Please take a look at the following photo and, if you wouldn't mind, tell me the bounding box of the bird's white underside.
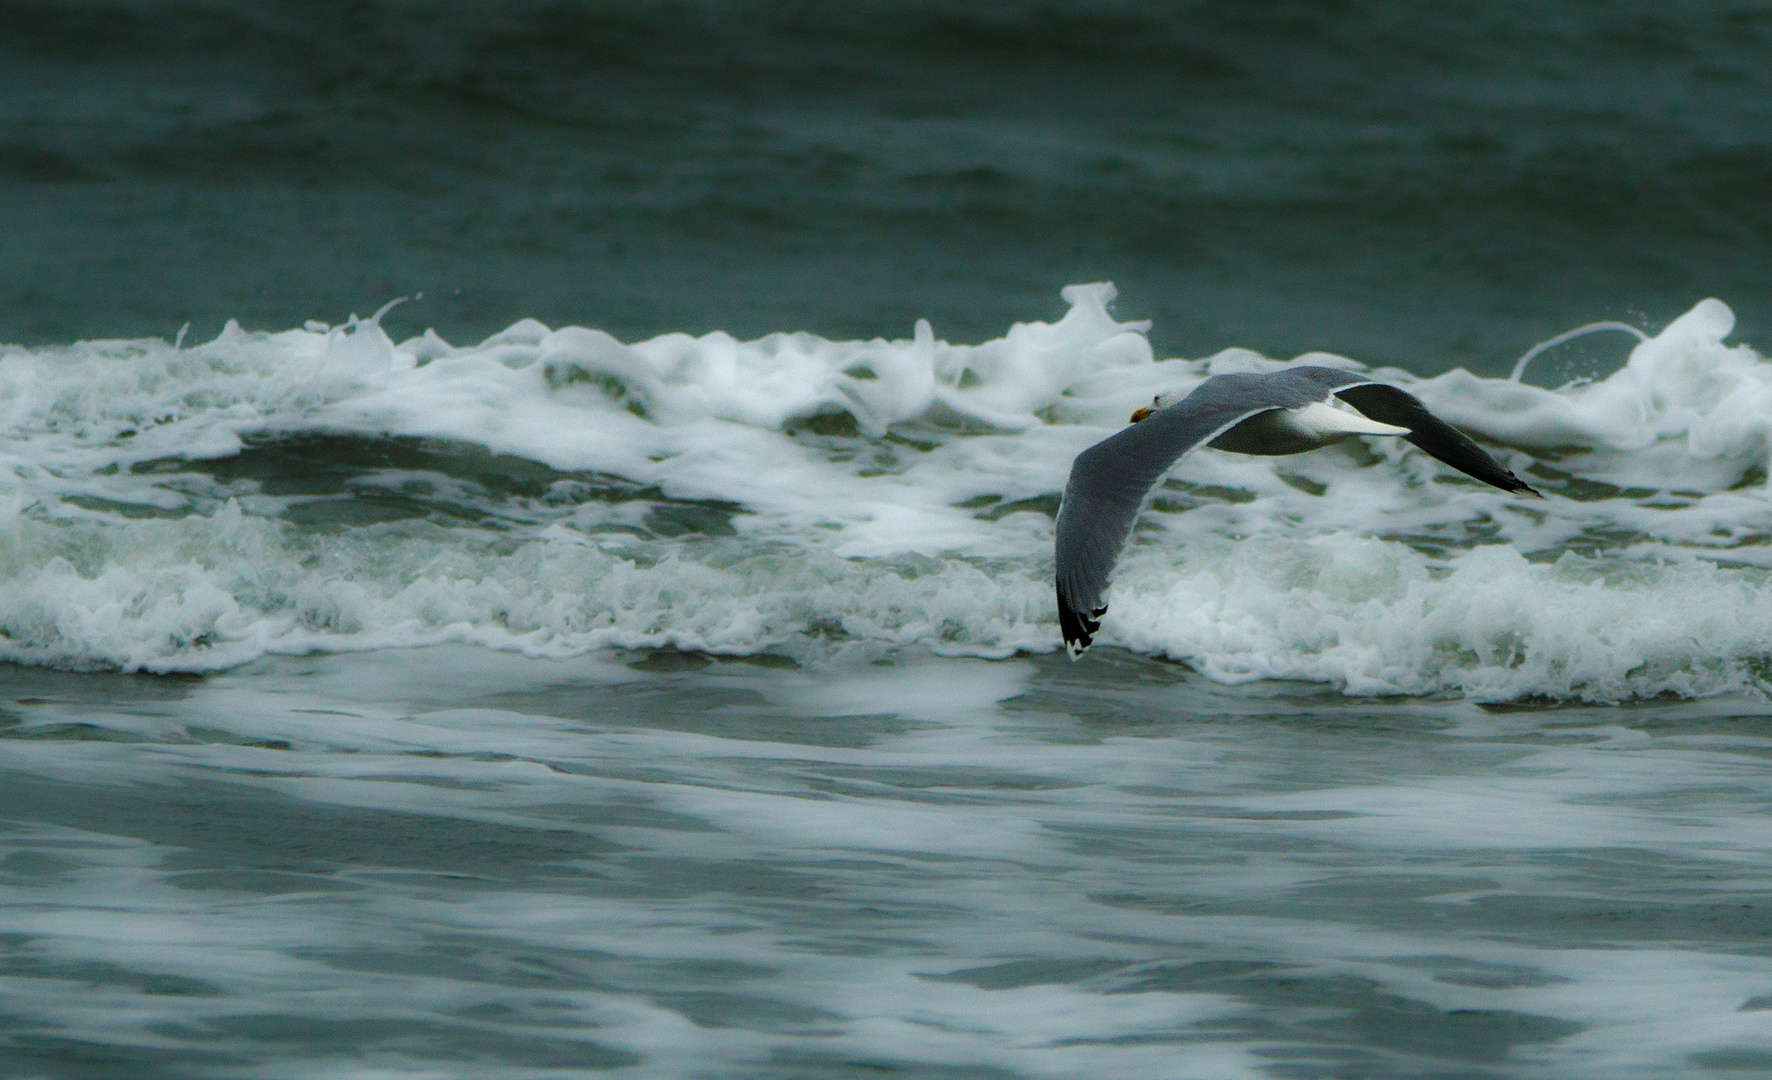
[1281,400,1410,442]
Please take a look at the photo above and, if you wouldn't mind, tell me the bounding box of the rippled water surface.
[5,648,1772,1078]
[6,0,1772,364]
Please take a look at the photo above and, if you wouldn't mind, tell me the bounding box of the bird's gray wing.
[1054,373,1315,657]
[1332,381,1540,496]
[1052,365,1537,656]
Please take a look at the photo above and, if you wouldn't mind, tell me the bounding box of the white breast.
[1206,400,1411,456]
[1283,401,1410,441]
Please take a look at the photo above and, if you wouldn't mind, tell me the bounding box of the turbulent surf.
[0,286,1767,701]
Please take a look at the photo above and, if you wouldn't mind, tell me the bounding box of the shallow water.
[6,647,1772,1078]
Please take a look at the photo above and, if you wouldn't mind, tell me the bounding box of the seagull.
[1054,366,1540,658]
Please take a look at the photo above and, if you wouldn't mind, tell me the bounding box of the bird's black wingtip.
[1058,599,1104,661]
[1499,471,1543,498]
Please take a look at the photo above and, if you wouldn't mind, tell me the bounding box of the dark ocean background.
[4,0,1769,369]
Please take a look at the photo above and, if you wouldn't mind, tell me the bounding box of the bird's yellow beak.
[1129,406,1153,424]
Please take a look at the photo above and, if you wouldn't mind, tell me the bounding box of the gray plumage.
[1054,366,1538,658]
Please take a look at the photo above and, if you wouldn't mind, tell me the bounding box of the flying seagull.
[1054,365,1539,658]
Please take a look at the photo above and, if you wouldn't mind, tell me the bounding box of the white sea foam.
[3,286,1772,698]
[11,650,1772,1077]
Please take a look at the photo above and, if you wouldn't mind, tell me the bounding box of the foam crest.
[3,289,1772,698]
[1110,537,1772,701]
[1397,297,1772,489]
[513,280,1152,436]
[0,508,1054,672]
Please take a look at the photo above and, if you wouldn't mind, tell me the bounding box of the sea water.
[5,288,1772,1077]
[10,1,1772,1074]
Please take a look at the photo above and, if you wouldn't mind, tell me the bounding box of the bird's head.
[1129,389,1186,424]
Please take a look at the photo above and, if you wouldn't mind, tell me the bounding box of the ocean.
[5,2,1772,1077]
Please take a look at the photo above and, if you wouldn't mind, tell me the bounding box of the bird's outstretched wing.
[1332,382,1540,496]
[1054,371,1338,657]
[1053,366,1537,658]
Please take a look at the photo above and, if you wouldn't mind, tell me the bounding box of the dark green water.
[4,0,1770,368]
